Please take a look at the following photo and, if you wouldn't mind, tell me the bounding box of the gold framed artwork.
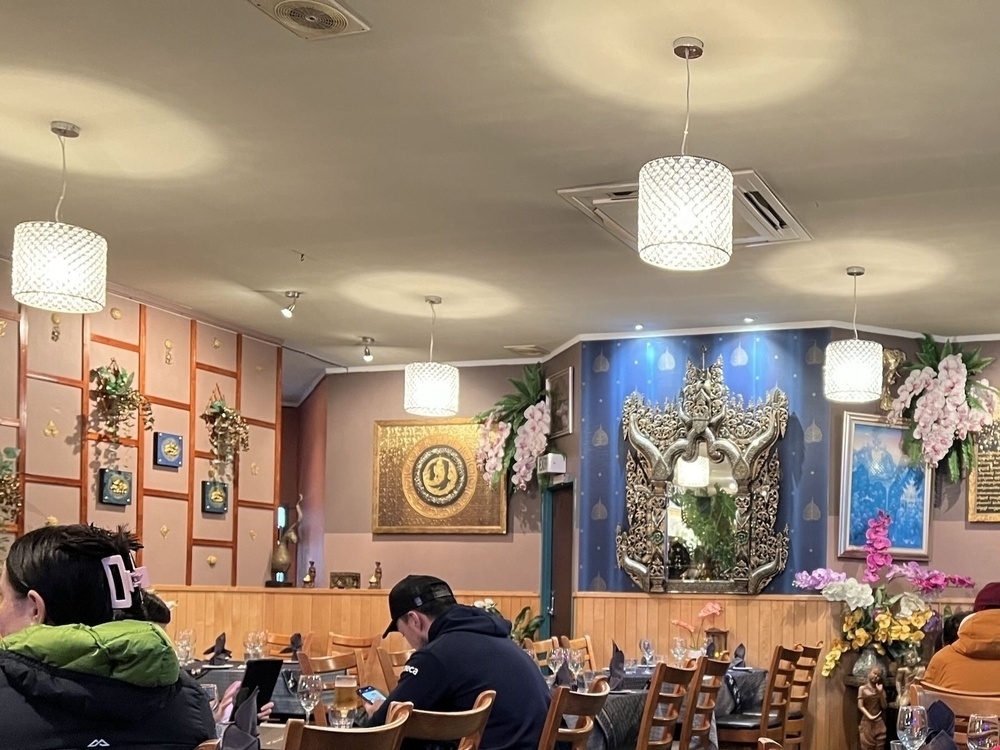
[968,420,1000,522]
[372,419,507,534]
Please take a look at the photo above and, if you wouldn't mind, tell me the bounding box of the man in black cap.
[366,574,551,749]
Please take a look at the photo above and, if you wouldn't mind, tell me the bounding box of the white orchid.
[822,580,874,610]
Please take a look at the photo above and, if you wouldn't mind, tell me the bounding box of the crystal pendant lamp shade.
[12,220,108,313]
[823,338,883,403]
[404,361,459,417]
[638,155,734,271]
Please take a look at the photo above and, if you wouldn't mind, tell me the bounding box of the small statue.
[369,561,382,589]
[270,494,302,584]
[894,649,926,707]
[303,560,316,588]
[858,665,887,750]
[880,348,907,413]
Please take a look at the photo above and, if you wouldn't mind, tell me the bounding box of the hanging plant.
[201,386,250,472]
[0,446,22,527]
[90,359,154,445]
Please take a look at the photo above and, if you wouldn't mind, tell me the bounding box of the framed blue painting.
[838,412,932,560]
[201,480,228,514]
[153,432,184,468]
[99,469,133,506]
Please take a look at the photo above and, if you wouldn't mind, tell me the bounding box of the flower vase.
[852,645,890,680]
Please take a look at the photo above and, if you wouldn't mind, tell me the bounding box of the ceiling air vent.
[246,0,370,40]
[557,169,810,252]
[503,344,550,358]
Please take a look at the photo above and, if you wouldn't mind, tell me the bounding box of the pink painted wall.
[296,380,328,578]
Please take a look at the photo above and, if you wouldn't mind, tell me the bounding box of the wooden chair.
[265,631,312,658]
[401,689,496,750]
[523,637,560,668]
[298,651,359,726]
[678,656,730,750]
[717,646,800,748]
[284,701,412,750]
[910,682,1000,748]
[194,742,219,750]
[758,740,783,750]
[376,646,415,691]
[785,641,823,750]
[327,631,378,654]
[636,661,696,750]
[537,678,610,750]
[559,634,597,671]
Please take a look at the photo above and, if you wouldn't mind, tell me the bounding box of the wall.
[0,286,280,586]
[296,379,327,577]
[321,366,543,591]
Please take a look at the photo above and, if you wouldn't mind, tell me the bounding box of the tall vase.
[852,645,890,680]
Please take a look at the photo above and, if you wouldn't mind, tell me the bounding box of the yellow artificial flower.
[909,609,933,628]
[850,628,872,649]
[822,640,845,677]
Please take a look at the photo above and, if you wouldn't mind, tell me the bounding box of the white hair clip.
[101,555,149,610]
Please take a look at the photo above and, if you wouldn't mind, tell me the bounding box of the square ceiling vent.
[246,0,370,40]
[557,169,810,252]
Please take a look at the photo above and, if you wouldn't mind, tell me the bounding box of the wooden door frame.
[540,479,574,639]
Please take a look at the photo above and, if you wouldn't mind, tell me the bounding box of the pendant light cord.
[852,273,859,340]
[680,49,692,156]
[54,134,68,223]
[427,300,437,362]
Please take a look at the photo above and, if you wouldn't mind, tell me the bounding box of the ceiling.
[2,0,999,396]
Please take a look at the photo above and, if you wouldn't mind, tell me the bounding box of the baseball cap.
[383,575,457,638]
[974,582,1000,612]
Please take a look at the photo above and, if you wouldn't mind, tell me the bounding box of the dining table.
[188,660,313,719]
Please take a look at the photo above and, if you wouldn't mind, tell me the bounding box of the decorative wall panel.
[0,282,17,314]
[141,496,189,584]
[88,444,138,531]
[25,379,82,479]
[23,483,80,531]
[239,337,278,422]
[195,323,238,372]
[190,545,233,586]
[90,295,140,345]
[236,507,275,585]
[89,343,141,440]
[25,307,82,380]
[238,425,276,504]
[144,308,191,403]
[0,425,17,452]
[193,458,234,541]
[144,404,190,494]
[0,324,18,421]
[194,371,237,454]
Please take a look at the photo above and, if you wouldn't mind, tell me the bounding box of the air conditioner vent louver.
[557,169,810,251]
[246,0,369,40]
[503,344,550,357]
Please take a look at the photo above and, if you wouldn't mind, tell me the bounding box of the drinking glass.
[202,683,219,711]
[639,638,654,666]
[296,674,323,721]
[332,675,358,729]
[548,647,567,679]
[968,714,1000,750]
[671,637,687,666]
[243,631,265,661]
[175,629,195,666]
[897,705,929,750]
[568,649,586,690]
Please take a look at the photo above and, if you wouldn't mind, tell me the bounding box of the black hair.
[140,591,172,625]
[935,611,971,651]
[415,599,456,621]
[4,524,145,627]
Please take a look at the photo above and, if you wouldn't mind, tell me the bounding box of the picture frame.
[201,480,229,515]
[329,572,361,589]
[967,421,1000,522]
[546,366,573,438]
[839,412,932,560]
[372,418,507,534]
[153,432,184,468]
[98,468,133,506]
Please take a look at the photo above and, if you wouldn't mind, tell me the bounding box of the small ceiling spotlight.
[743,317,755,324]
[634,323,645,331]
[361,336,375,363]
[280,291,300,319]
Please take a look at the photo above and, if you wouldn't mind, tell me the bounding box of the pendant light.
[360,336,375,363]
[404,296,459,417]
[638,37,733,272]
[824,266,883,403]
[280,291,300,318]
[12,121,107,313]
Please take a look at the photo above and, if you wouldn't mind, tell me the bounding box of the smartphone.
[357,685,387,705]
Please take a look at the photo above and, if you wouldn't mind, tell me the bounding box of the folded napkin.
[221,687,260,750]
[608,641,625,690]
[731,643,746,668]
[204,633,233,666]
[279,633,303,661]
[555,661,575,687]
[706,640,717,659]
[923,701,958,750]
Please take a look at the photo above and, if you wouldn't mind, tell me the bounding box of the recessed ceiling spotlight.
[634,323,644,331]
[280,291,300,318]
[360,336,375,363]
[743,317,755,324]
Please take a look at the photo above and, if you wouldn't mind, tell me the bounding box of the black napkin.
[731,643,746,668]
[706,640,717,659]
[204,633,233,666]
[279,632,303,661]
[608,641,625,690]
[221,687,260,750]
[555,661,574,687]
[924,701,958,750]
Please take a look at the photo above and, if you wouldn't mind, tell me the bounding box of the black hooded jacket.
[371,605,551,750]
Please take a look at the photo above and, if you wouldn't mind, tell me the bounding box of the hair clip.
[101,555,147,610]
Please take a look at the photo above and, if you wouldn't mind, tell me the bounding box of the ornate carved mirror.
[615,356,790,594]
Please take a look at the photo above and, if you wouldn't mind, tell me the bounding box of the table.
[190,661,308,719]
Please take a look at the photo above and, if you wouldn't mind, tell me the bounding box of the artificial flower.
[671,619,695,635]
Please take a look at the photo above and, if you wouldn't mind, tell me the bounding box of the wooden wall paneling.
[186,320,197,585]
[23,482,81,531]
[233,334,242,586]
[238,337,278,423]
[144,404,190,494]
[192,458,234,541]
[24,379,83,480]
[80,314,90,524]
[88,443,138,533]
[144,307,191,404]
[17,306,27,535]
[273,347,282,552]
[89,295,140,346]
[194,370,237,454]
[89,342,141,442]
[142,495,188,584]
[195,323,238,372]
[0,282,17,314]
[0,311,19,422]
[236,506,274,585]
[238,424,275,504]
[25,307,83,381]
[190,545,233,586]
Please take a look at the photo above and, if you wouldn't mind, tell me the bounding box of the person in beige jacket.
[923,582,1000,691]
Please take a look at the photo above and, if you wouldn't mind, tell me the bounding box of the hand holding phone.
[357,685,386,705]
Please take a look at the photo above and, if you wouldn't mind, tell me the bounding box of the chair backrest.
[328,632,379,654]
[523,637,559,668]
[298,651,360,726]
[636,661,696,750]
[376,646,415,691]
[265,631,312,658]
[910,682,1000,748]
[758,739,783,750]
[194,742,219,750]
[756,646,801,741]
[536,679,610,750]
[402,689,496,750]
[678,656,730,750]
[284,702,412,750]
[787,641,823,735]
[558,634,597,670]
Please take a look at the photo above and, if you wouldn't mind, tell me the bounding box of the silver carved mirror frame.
[616,356,790,594]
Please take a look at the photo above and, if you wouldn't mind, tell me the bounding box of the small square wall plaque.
[153,432,184,468]
[99,469,133,506]
[201,480,229,514]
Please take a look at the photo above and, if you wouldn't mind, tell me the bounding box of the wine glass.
[297,674,323,722]
[202,683,219,711]
[897,705,929,750]
[969,714,1000,750]
[671,637,687,667]
[639,638,654,666]
[546,648,566,687]
[175,629,195,666]
[332,675,358,728]
[568,649,586,690]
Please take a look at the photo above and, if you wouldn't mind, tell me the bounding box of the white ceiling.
[2,0,999,387]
